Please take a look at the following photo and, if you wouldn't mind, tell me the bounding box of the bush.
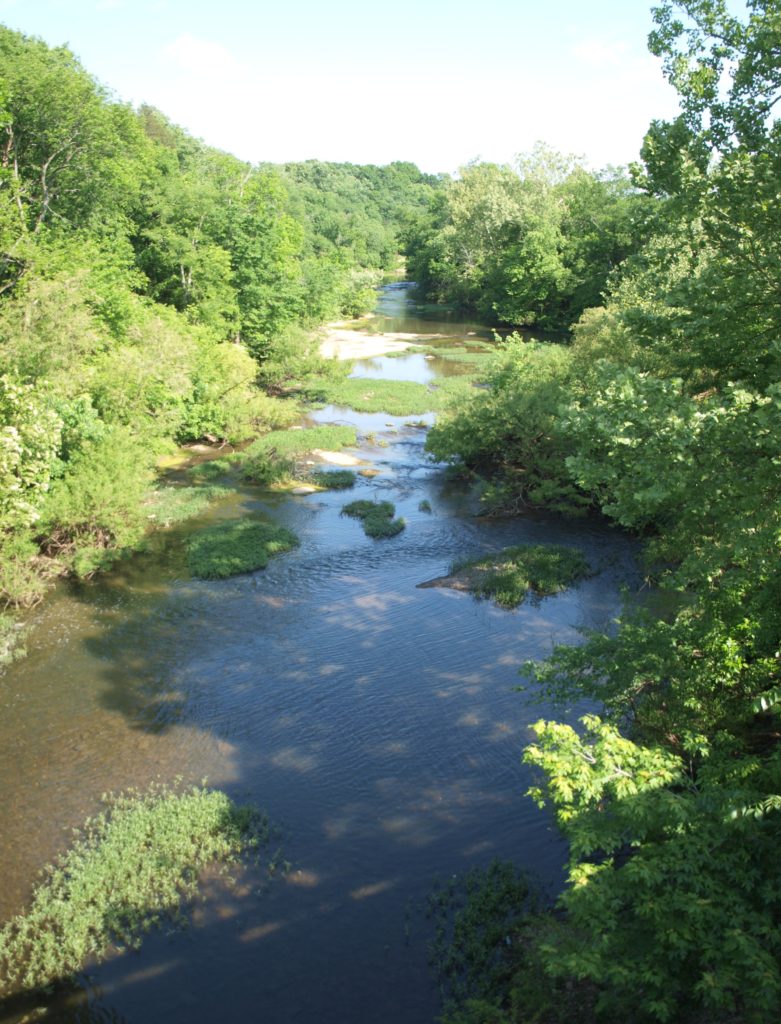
[426,340,589,515]
[0,530,49,608]
[38,427,155,575]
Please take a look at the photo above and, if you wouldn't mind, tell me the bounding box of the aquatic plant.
[450,544,589,608]
[309,469,357,489]
[187,519,299,578]
[427,860,594,1023]
[0,783,268,994]
[185,458,233,483]
[302,376,480,416]
[144,484,230,527]
[245,424,357,459]
[341,499,405,538]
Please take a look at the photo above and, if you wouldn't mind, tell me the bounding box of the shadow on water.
[0,284,642,1024]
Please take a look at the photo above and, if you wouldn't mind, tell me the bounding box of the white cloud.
[162,33,244,77]
[95,0,123,10]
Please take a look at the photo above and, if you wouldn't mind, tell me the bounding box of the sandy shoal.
[319,327,443,361]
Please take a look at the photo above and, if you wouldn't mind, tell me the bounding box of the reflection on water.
[0,285,638,1024]
[367,281,493,338]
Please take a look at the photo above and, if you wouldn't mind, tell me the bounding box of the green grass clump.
[185,458,233,483]
[0,783,268,994]
[451,544,589,608]
[144,485,230,527]
[240,452,295,486]
[239,426,357,485]
[246,424,357,459]
[302,374,486,416]
[308,378,435,415]
[309,469,357,489]
[187,520,299,579]
[342,499,405,538]
[425,347,495,364]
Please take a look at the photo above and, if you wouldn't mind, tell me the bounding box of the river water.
[0,284,637,1024]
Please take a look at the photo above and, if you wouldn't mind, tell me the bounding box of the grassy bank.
[0,783,268,994]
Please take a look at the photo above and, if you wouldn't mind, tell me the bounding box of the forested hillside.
[0,25,438,661]
[419,2,781,1021]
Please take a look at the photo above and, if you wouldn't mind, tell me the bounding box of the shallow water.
[0,285,637,1024]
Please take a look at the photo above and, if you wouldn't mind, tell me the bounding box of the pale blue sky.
[0,0,691,173]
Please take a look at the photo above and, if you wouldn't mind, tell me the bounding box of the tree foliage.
[406,145,651,331]
[416,3,781,1020]
[0,24,438,615]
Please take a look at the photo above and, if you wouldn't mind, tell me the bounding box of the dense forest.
[2,0,781,1021]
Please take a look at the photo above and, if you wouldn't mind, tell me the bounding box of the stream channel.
[0,283,639,1023]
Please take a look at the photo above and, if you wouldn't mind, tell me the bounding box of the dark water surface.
[0,285,637,1023]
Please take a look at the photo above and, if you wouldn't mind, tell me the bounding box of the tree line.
[0,24,441,660]
[419,2,781,1020]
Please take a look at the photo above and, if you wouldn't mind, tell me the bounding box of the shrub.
[38,427,155,575]
[0,531,48,608]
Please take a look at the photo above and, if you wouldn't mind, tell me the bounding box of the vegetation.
[304,373,481,416]
[309,469,357,489]
[0,613,25,666]
[404,145,652,332]
[341,499,405,538]
[4,1,781,1018]
[244,425,357,459]
[450,544,589,609]
[0,783,268,993]
[427,862,539,1019]
[416,2,781,1020]
[0,23,440,641]
[144,484,231,527]
[238,425,357,486]
[186,520,299,579]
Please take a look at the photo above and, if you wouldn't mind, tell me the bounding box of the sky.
[0,0,687,174]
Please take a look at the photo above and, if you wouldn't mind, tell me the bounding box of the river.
[0,284,638,1024]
